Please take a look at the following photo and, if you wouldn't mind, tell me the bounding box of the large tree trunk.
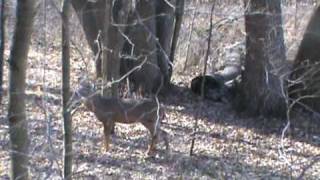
[289,5,320,113]
[0,0,5,104]
[8,0,37,179]
[71,0,106,78]
[62,0,72,179]
[235,0,286,117]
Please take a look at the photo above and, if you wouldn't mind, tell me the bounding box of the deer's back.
[88,96,162,124]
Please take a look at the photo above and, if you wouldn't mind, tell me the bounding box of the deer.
[69,80,169,156]
[120,57,164,97]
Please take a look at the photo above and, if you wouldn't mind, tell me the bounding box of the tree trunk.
[0,0,5,104]
[8,0,37,179]
[102,0,129,96]
[156,0,176,86]
[236,0,286,117]
[169,0,184,78]
[62,0,72,179]
[289,5,320,113]
[71,0,106,78]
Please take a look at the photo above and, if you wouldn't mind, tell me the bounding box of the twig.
[190,1,215,156]
[183,9,197,72]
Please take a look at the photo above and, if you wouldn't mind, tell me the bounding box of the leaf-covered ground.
[1,62,320,179]
[1,1,320,179]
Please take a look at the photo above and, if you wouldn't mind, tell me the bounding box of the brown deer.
[70,81,169,156]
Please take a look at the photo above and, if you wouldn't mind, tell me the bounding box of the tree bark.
[236,0,286,117]
[62,0,72,179]
[0,0,5,104]
[8,0,37,179]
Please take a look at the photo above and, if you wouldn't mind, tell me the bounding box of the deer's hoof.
[104,144,110,152]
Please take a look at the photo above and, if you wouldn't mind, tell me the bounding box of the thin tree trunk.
[170,0,184,65]
[62,0,72,179]
[102,1,115,96]
[8,0,37,179]
[0,0,5,104]
[102,0,129,97]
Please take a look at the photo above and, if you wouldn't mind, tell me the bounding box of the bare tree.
[7,0,38,179]
[62,0,72,179]
[0,0,5,104]
[289,5,320,113]
[235,0,287,117]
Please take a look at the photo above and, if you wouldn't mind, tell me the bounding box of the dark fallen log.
[191,65,241,101]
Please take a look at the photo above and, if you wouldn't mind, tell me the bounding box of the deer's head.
[68,79,96,112]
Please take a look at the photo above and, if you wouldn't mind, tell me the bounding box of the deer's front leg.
[148,134,158,156]
[103,121,115,152]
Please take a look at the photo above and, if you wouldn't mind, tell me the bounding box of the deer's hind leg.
[141,121,158,156]
[160,129,170,153]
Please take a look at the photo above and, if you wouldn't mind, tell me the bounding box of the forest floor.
[1,62,320,179]
[1,1,320,179]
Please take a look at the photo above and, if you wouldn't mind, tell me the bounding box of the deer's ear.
[79,76,86,83]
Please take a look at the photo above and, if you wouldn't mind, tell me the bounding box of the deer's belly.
[115,114,146,124]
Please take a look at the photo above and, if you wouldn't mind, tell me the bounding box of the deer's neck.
[84,95,98,112]
[84,95,115,113]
